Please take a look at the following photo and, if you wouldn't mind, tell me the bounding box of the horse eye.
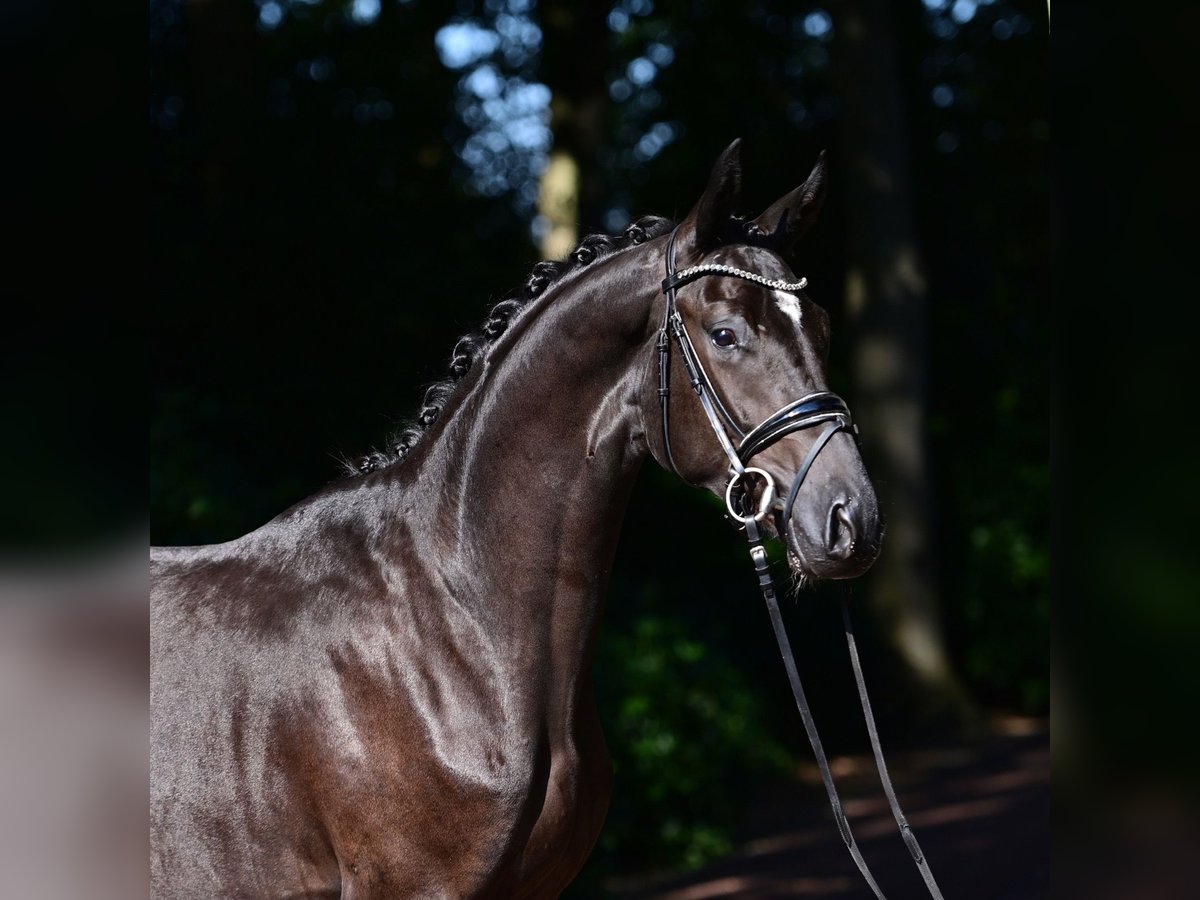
[710,328,738,349]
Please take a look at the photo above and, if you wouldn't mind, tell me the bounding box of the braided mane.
[345,213,780,476]
[345,215,674,475]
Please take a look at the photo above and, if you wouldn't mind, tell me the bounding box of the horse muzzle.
[783,490,881,580]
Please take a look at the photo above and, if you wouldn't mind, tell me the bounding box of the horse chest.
[506,714,614,896]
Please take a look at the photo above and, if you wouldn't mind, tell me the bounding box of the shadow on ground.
[605,717,1048,900]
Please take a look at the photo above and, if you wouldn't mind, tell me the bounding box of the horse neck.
[405,246,664,688]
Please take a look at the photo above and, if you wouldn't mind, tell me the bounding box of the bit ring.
[725,467,777,523]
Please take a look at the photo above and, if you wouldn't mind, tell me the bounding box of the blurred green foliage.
[594,612,790,870]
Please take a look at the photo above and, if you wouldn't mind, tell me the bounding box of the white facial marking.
[773,290,803,327]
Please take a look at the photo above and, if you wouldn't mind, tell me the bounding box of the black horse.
[151,141,882,898]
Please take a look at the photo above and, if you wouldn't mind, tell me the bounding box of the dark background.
[147,0,1047,893]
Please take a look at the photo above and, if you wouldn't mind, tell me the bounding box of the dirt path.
[605,717,1049,899]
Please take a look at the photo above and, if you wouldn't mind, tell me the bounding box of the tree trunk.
[537,0,609,259]
[831,0,974,722]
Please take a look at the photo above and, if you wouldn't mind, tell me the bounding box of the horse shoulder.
[304,580,550,887]
[151,516,557,895]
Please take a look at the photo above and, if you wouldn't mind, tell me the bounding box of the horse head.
[646,140,882,581]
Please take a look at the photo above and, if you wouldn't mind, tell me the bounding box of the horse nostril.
[827,501,857,559]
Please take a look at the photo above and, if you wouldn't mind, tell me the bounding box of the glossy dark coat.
[151,143,882,898]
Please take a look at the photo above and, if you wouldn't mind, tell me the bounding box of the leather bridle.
[656,226,947,900]
[657,227,858,529]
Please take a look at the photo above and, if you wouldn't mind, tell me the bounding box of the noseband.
[655,227,947,900]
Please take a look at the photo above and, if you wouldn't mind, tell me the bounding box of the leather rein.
[656,226,947,899]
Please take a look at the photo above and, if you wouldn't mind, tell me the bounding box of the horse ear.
[677,138,744,258]
[752,151,828,256]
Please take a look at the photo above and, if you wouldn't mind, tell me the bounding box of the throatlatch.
[656,226,947,899]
